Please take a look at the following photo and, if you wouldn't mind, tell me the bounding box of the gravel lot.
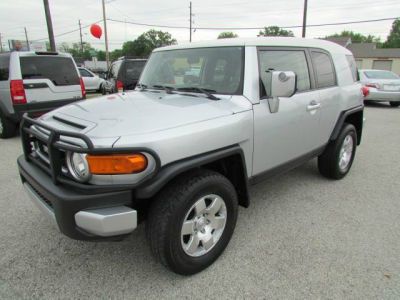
[0,104,399,299]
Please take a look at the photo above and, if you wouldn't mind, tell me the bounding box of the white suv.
[0,51,85,138]
[18,38,364,275]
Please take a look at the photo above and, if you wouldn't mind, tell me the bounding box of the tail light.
[80,77,86,99]
[116,80,124,92]
[361,86,370,98]
[10,80,27,105]
[366,83,380,89]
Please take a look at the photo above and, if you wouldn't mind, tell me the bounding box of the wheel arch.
[135,145,250,208]
[330,105,363,145]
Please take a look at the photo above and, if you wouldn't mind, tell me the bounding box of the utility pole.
[43,0,56,51]
[78,19,83,54]
[102,0,110,69]
[24,27,30,51]
[0,33,3,52]
[189,2,192,42]
[302,0,308,38]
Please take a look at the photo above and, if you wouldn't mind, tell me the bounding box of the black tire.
[100,84,107,95]
[146,169,238,275]
[390,102,400,107]
[0,111,17,139]
[318,123,357,180]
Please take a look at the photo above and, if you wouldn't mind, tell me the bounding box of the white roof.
[154,37,352,55]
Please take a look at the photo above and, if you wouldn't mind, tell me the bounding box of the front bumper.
[18,156,137,241]
[364,89,400,102]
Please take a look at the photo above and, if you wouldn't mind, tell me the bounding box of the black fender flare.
[329,105,364,144]
[135,145,250,207]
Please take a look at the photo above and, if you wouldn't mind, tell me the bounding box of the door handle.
[307,100,321,111]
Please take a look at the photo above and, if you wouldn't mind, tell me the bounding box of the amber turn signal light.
[86,154,148,175]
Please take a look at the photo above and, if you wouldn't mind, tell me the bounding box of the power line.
[107,16,399,31]
[31,20,103,42]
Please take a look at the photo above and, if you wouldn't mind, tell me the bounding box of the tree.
[218,32,238,39]
[122,30,177,57]
[258,26,294,37]
[383,18,400,48]
[325,30,380,43]
[96,50,106,60]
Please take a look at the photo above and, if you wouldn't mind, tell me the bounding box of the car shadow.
[364,101,396,109]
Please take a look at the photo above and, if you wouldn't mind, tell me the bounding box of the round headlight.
[66,152,91,182]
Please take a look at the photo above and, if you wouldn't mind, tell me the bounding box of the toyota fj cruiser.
[18,38,364,275]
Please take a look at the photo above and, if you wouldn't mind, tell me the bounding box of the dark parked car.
[107,58,147,93]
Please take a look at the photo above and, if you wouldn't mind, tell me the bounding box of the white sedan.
[360,69,400,107]
[78,67,106,93]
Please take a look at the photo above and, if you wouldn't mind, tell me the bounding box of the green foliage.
[383,18,400,48]
[258,26,294,37]
[110,49,123,61]
[325,30,381,43]
[96,50,106,60]
[122,30,177,57]
[218,32,238,39]
[58,42,98,60]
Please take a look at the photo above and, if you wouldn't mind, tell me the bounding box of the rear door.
[19,55,82,103]
[309,50,341,142]
[108,61,122,93]
[79,68,98,91]
[0,54,12,113]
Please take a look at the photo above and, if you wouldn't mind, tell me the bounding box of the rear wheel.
[390,102,400,107]
[318,123,357,180]
[146,169,238,275]
[0,112,17,139]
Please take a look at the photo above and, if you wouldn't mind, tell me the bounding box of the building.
[325,38,400,75]
[348,43,400,74]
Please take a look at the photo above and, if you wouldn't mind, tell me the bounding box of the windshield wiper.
[176,87,220,100]
[151,85,176,94]
[136,83,148,91]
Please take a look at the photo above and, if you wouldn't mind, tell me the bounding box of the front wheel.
[318,123,357,180]
[146,169,238,275]
[390,102,400,107]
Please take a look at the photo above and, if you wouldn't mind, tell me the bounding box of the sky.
[0,0,399,51]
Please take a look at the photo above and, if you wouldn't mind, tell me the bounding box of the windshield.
[364,70,399,80]
[139,46,244,95]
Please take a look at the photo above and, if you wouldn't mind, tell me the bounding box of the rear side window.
[20,56,80,86]
[346,55,359,82]
[0,55,10,81]
[124,61,146,81]
[311,51,336,88]
[258,50,311,97]
[79,68,92,77]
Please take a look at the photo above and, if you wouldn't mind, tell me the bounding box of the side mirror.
[267,71,296,113]
[270,71,296,98]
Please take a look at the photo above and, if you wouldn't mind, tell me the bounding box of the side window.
[258,50,311,97]
[311,51,336,88]
[79,69,92,77]
[346,55,359,82]
[0,55,10,81]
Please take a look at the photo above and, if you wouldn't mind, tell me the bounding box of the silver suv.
[0,51,85,138]
[17,38,364,275]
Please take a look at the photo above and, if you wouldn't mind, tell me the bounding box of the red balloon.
[90,24,102,39]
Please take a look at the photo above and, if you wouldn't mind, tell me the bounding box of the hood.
[40,91,249,138]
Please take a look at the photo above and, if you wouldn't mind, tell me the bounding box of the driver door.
[252,48,323,176]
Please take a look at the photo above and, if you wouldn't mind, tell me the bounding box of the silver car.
[18,38,364,275]
[360,69,400,107]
